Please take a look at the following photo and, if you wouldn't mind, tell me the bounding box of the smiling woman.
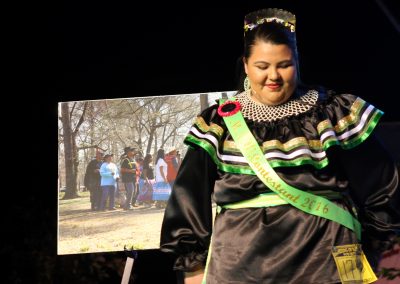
[244,41,297,105]
[160,7,400,284]
[242,12,298,106]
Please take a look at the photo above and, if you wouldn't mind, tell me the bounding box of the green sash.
[220,98,361,240]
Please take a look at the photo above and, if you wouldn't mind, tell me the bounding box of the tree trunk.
[61,103,79,199]
[72,138,79,194]
[146,118,157,155]
[88,102,95,158]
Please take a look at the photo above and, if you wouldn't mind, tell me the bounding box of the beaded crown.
[244,8,296,33]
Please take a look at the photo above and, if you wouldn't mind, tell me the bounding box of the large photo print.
[57,91,235,255]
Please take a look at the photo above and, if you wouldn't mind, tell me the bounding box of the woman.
[154,149,169,208]
[160,8,400,284]
[137,154,155,207]
[99,154,119,211]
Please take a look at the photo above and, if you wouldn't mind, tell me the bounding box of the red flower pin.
[217,100,241,117]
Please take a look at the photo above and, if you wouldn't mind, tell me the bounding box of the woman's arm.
[160,146,218,275]
[184,270,204,284]
[159,165,168,183]
[142,168,149,182]
[338,133,400,266]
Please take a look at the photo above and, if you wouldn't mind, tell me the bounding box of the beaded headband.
[244,8,296,33]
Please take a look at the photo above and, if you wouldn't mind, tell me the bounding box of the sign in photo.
[57,91,235,255]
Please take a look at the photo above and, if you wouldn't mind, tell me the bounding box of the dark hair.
[144,154,152,167]
[156,149,165,163]
[237,22,300,92]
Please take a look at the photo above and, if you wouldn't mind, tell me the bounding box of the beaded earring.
[244,76,251,91]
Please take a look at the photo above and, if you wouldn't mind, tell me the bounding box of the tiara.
[244,8,296,33]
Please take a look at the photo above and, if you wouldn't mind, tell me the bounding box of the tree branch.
[73,102,88,135]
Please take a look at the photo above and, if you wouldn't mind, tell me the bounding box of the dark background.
[10,0,399,283]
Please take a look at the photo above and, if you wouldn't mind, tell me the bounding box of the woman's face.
[244,41,297,105]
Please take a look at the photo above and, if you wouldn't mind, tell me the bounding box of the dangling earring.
[244,76,251,91]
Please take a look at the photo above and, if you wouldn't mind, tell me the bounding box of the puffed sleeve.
[323,92,400,242]
[337,131,400,267]
[319,92,399,241]
[160,145,218,272]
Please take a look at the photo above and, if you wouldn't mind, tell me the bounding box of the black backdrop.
[10,0,399,283]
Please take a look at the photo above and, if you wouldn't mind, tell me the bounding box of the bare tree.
[60,101,88,199]
[58,94,201,197]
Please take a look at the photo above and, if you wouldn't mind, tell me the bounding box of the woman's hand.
[184,270,204,284]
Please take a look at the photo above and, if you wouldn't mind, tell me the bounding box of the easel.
[121,248,138,284]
